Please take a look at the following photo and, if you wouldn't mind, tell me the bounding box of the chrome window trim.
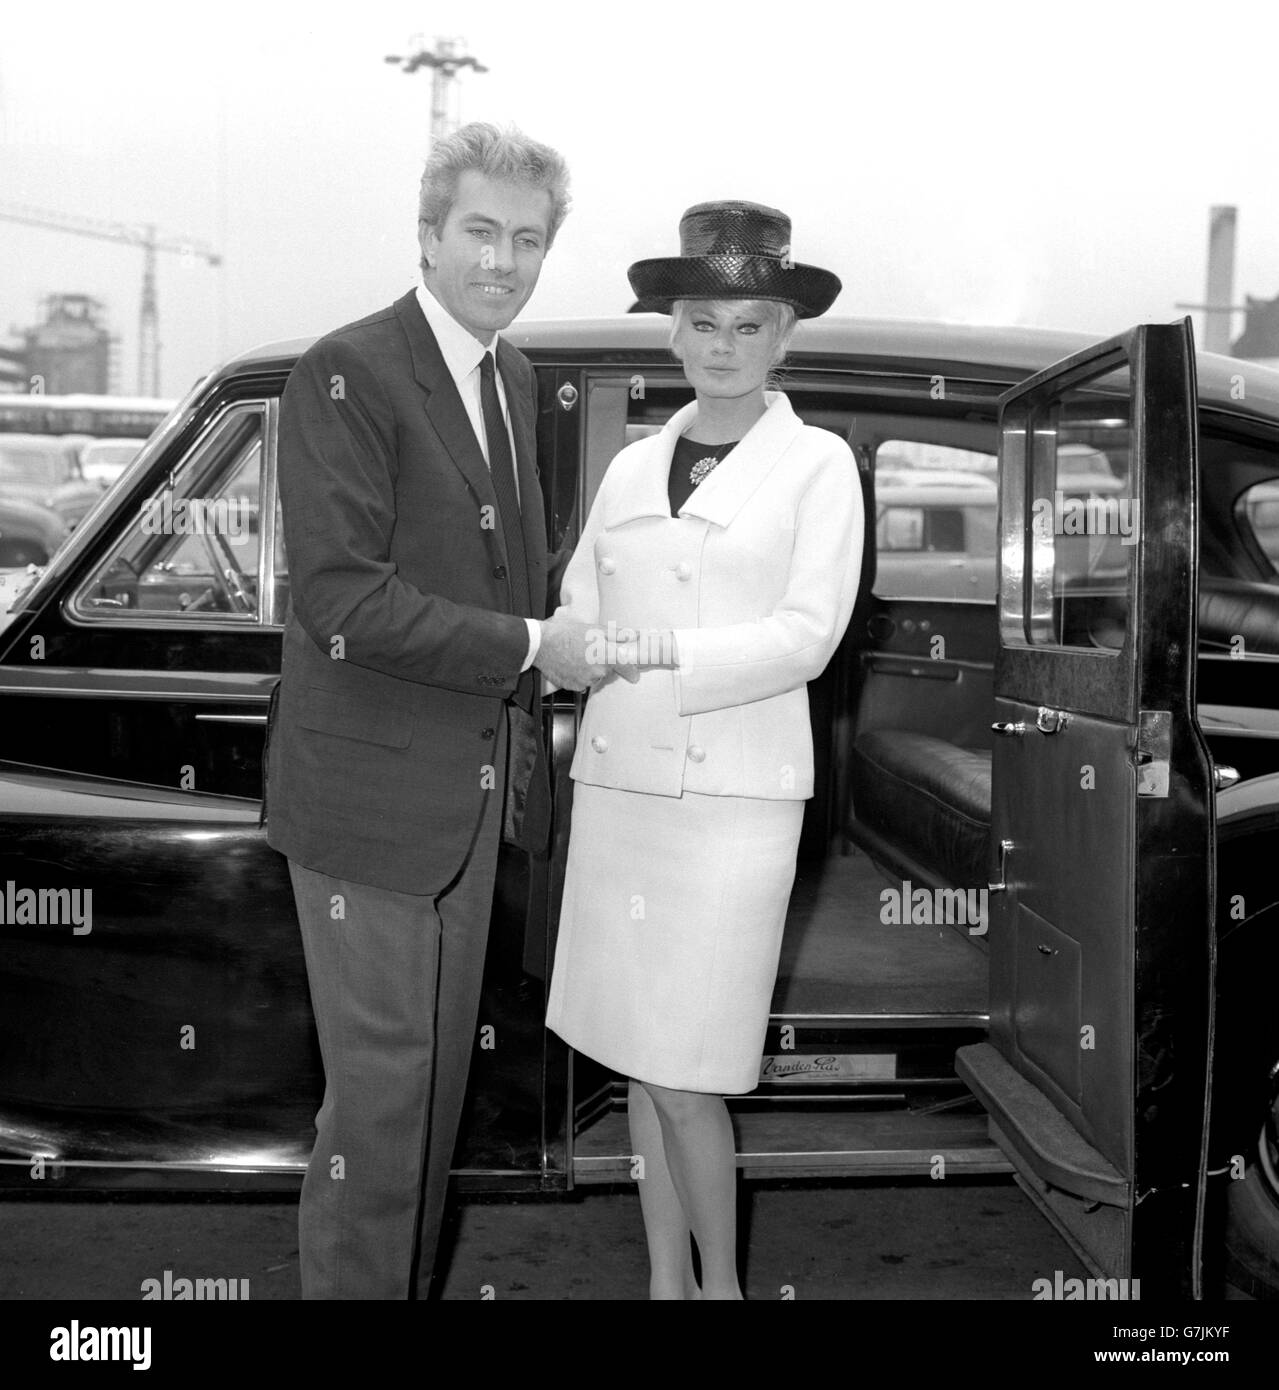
[0,667,277,701]
[259,396,282,628]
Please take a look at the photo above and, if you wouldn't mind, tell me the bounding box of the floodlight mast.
[385,37,488,146]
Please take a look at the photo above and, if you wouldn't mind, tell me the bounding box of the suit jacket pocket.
[296,683,412,748]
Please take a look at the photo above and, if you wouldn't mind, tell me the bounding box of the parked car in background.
[0,495,69,568]
[873,469,997,601]
[0,314,1276,1302]
[77,438,148,489]
[0,433,103,529]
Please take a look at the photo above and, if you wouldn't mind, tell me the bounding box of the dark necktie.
[479,351,545,851]
[479,351,530,619]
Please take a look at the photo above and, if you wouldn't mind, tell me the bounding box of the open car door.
[957,320,1216,1298]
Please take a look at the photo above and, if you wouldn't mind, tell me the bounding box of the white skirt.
[545,782,804,1094]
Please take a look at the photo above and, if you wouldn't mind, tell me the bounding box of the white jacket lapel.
[678,393,803,526]
[601,401,696,527]
[602,394,805,530]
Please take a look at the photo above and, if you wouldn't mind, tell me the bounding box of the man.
[266,123,604,1299]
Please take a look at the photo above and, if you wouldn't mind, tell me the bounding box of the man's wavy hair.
[418,123,571,272]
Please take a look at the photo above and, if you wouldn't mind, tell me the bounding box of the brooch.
[689,455,721,487]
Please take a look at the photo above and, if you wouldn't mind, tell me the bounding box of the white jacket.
[557,391,864,800]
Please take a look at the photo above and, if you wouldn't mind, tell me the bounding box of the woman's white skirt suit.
[545,392,863,1093]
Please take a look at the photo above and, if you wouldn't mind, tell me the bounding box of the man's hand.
[536,613,608,692]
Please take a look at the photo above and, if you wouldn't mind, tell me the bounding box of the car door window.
[1004,366,1134,653]
[72,403,266,623]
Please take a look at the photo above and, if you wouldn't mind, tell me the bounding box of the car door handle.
[194,713,268,725]
[989,838,1013,892]
[991,721,1026,737]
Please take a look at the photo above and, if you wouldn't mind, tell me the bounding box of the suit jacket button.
[687,744,706,763]
[675,561,692,581]
[598,557,616,575]
[494,565,507,579]
[590,735,608,753]
[481,726,496,739]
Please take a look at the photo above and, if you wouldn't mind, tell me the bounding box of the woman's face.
[671,301,780,402]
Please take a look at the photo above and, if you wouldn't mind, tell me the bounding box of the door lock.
[1035,706,1071,735]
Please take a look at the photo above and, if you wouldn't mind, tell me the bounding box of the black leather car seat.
[851,730,992,890]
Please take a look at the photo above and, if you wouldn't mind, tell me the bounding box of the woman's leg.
[627,1079,699,1298]
[640,1080,742,1299]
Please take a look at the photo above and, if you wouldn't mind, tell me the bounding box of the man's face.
[419,171,553,344]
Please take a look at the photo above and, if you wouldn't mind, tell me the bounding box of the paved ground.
[1,1176,1083,1301]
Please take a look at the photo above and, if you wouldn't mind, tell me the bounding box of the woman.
[545,201,863,1299]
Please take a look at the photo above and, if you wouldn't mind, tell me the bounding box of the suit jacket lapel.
[602,402,695,527]
[393,291,495,505]
[394,291,548,616]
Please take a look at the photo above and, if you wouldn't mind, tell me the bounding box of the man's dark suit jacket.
[266,289,550,895]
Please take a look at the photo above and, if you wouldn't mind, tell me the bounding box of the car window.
[872,441,998,602]
[1010,367,1134,651]
[73,403,266,623]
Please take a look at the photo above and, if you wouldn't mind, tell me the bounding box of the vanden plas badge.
[0,882,92,934]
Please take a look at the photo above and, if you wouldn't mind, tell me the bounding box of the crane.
[385,36,487,146]
[0,202,221,396]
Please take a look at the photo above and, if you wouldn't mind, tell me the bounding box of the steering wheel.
[196,529,254,615]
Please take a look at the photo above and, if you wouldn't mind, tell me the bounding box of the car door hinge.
[1134,709,1171,799]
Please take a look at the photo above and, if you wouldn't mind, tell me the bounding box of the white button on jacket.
[556,393,864,801]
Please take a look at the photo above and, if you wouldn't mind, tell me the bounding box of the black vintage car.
[0,314,1276,1301]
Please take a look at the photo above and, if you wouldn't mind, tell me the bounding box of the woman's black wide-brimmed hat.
[627,200,841,319]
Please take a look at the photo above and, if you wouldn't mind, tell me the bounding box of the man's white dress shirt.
[415,283,540,670]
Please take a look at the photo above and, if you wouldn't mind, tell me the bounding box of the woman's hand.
[609,633,642,685]
[588,628,676,688]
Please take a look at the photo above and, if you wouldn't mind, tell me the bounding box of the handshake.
[535,614,675,693]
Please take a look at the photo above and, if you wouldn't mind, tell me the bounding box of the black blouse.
[668,435,741,517]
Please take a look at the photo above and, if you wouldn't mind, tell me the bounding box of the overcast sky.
[3,0,1277,396]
